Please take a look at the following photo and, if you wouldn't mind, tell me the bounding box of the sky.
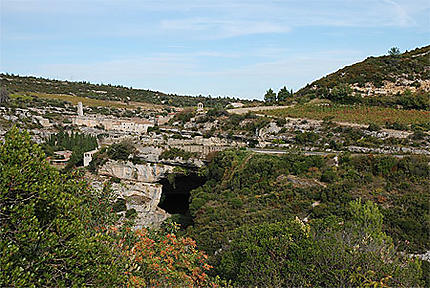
[1,0,429,100]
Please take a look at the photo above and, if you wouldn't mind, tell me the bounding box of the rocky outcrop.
[111,181,169,229]
[99,160,175,182]
[347,145,430,155]
[98,160,176,228]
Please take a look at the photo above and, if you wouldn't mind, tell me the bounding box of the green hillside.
[186,150,429,285]
[296,46,430,109]
[0,73,255,108]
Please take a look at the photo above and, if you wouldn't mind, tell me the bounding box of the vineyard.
[263,104,430,127]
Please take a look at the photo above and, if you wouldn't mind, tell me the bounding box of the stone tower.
[77,102,83,117]
[197,102,204,113]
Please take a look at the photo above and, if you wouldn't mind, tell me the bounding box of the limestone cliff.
[98,160,176,228]
[99,160,174,182]
[111,181,169,229]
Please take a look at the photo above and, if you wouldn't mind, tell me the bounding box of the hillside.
[0,73,255,108]
[187,150,429,285]
[297,46,430,108]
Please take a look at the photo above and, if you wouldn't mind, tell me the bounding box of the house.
[227,102,244,108]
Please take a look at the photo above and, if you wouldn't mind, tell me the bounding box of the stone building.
[72,103,154,133]
[77,102,84,117]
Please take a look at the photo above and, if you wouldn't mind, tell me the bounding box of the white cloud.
[28,49,364,99]
[160,18,290,39]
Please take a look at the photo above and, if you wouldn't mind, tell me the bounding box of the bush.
[0,128,221,287]
[367,123,381,131]
[107,141,136,161]
[160,147,198,161]
[320,168,337,183]
[0,128,124,286]
[216,200,423,287]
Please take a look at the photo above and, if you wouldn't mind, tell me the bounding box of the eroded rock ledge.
[98,160,177,228]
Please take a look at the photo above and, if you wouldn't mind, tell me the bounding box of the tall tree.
[277,86,291,102]
[388,47,401,56]
[264,88,276,103]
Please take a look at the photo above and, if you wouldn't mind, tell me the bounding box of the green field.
[263,104,430,126]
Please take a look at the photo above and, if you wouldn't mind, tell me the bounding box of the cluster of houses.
[73,102,157,133]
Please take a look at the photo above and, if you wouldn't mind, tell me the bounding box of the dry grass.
[27,92,135,109]
[263,104,430,126]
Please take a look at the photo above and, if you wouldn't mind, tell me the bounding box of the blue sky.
[1,0,429,100]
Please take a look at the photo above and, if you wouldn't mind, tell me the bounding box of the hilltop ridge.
[296,45,430,108]
[0,73,255,108]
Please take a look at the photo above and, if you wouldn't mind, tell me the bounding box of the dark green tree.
[0,127,125,286]
[388,47,401,56]
[264,88,277,103]
[277,86,291,102]
[215,200,422,287]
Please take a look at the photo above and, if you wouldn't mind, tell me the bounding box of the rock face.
[111,181,169,229]
[99,160,175,182]
[99,160,176,228]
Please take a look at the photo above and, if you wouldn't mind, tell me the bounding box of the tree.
[115,223,219,287]
[277,86,291,102]
[0,87,9,103]
[264,88,276,103]
[215,200,423,287]
[216,219,314,287]
[107,141,136,161]
[0,128,221,287]
[388,47,401,56]
[327,83,359,104]
[0,127,125,286]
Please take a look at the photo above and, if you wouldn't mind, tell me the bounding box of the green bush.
[216,200,422,287]
[0,128,125,286]
[107,141,136,161]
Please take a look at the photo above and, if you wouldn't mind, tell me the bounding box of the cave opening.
[158,173,206,227]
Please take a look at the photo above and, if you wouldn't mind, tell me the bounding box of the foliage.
[113,223,220,287]
[297,45,430,107]
[277,86,292,102]
[295,131,319,144]
[173,109,195,124]
[263,103,430,129]
[326,83,361,104]
[0,127,125,286]
[216,201,422,287]
[188,150,429,274]
[0,87,9,103]
[44,130,98,168]
[367,123,381,131]
[0,128,224,287]
[388,47,401,56]
[2,73,256,108]
[397,89,429,110]
[264,88,277,103]
[107,141,136,161]
[160,147,198,161]
[217,219,314,287]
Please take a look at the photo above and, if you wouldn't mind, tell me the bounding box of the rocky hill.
[0,73,254,108]
[297,45,430,107]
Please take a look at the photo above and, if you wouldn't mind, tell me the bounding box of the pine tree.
[264,88,277,103]
[277,86,291,102]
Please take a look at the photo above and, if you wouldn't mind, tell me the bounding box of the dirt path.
[227,105,293,115]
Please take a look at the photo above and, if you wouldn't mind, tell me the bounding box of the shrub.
[367,122,381,131]
[216,200,422,287]
[107,141,136,161]
[0,128,124,286]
